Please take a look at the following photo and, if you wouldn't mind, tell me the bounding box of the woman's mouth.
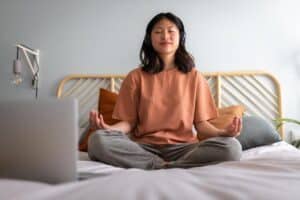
[160,42,172,45]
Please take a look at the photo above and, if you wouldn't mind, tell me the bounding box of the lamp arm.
[21,48,36,75]
[16,44,39,56]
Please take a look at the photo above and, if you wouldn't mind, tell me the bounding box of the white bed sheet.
[1,141,300,200]
[77,141,299,179]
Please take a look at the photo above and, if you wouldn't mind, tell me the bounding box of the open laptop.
[0,98,78,184]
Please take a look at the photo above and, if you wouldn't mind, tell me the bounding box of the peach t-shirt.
[112,67,218,144]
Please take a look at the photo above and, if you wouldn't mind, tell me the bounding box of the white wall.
[0,0,299,140]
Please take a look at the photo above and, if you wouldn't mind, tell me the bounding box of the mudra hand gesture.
[89,110,111,130]
[223,117,242,137]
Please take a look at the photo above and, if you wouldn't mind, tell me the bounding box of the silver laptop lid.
[0,98,78,184]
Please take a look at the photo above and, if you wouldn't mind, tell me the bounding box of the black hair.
[139,12,195,74]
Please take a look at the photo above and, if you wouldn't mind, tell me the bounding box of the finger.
[90,111,96,120]
[234,116,238,125]
[233,116,237,122]
[90,110,97,117]
[234,120,241,136]
[94,111,99,119]
[99,114,106,128]
[237,118,242,133]
[99,114,103,122]
[226,124,234,136]
[229,117,236,132]
[89,111,95,124]
[89,111,94,120]
[89,119,97,129]
[235,117,241,132]
[233,117,238,133]
[95,115,101,128]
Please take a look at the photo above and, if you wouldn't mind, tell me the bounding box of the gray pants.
[88,130,242,170]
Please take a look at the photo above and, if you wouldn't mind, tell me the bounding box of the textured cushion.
[79,127,96,152]
[209,105,245,129]
[98,88,120,125]
[197,105,245,141]
[236,116,281,150]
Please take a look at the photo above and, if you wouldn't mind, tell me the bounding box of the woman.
[88,12,242,169]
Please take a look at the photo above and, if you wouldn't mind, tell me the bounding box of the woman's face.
[150,18,180,56]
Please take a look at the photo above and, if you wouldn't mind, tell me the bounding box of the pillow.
[197,105,245,141]
[209,105,245,129]
[98,88,120,125]
[236,116,281,150]
[79,88,119,152]
[79,127,95,152]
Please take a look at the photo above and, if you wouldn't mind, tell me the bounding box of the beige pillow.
[210,105,245,128]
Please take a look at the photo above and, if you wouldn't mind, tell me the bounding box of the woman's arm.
[107,120,136,134]
[195,117,242,137]
[89,110,136,134]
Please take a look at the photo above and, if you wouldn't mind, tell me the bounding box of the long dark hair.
[139,12,195,74]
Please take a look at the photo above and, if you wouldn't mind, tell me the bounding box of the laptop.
[0,98,78,184]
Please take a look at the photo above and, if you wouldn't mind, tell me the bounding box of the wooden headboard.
[57,71,283,138]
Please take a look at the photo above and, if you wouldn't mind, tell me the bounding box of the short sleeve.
[112,71,139,123]
[194,72,218,123]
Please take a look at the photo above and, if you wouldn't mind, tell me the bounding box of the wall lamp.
[12,44,40,99]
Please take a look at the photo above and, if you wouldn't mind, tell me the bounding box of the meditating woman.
[87,12,242,169]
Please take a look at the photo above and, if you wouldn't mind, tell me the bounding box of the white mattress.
[1,141,300,200]
[77,141,299,179]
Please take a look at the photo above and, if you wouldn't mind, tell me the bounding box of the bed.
[1,71,300,200]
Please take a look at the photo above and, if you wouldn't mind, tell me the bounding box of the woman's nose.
[161,31,169,40]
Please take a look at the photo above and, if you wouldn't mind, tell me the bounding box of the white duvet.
[1,141,300,200]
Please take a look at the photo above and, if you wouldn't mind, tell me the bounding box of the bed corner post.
[110,77,115,92]
[216,74,221,108]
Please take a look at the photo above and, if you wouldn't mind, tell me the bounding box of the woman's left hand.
[223,117,242,137]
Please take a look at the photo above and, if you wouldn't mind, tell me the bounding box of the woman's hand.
[89,110,111,130]
[223,117,242,137]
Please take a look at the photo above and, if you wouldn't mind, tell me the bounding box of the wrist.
[218,129,227,136]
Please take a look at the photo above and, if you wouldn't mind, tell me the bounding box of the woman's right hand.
[89,110,111,130]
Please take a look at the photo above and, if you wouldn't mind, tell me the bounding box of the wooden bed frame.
[56,71,283,138]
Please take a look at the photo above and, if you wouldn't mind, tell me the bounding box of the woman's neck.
[160,54,176,70]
